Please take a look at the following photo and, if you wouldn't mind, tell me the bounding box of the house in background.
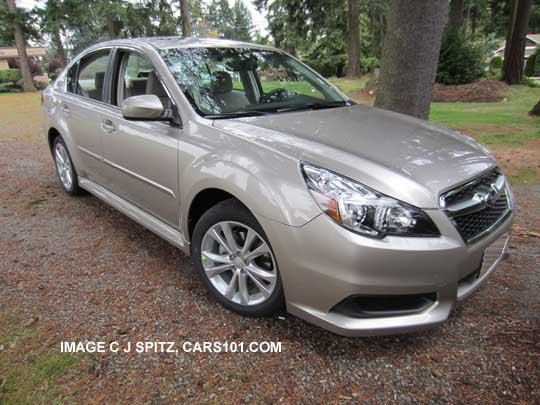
[494,34,540,61]
[0,46,49,82]
[0,46,47,69]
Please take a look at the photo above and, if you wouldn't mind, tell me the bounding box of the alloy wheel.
[55,142,73,190]
[200,221,277,306]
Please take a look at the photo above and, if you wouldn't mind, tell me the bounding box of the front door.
[101,50,180,228]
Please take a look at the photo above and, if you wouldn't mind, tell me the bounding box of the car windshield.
[159,46,349,118]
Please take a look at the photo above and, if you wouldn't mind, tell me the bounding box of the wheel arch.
[47,127,62,154]
[187,188,246,241]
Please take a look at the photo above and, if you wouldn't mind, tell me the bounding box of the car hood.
[213,104,496,209]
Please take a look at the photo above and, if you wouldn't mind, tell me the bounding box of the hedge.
[0,69,22,84]
[524,48,540,77]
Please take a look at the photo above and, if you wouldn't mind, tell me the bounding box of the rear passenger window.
[74,50,110,102]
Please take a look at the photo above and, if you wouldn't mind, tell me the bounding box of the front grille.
[443,169,500,206]
[441,168,511,244]
[452,191,509,242]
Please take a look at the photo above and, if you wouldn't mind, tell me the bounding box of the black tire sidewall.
[192,199,285,317]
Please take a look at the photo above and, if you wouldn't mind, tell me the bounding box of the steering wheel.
[259,88,292,104]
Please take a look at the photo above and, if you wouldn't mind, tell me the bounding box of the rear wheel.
[192,199,285,316]
[53,136,82,195]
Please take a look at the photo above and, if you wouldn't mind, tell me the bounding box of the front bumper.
[257,207,513,337]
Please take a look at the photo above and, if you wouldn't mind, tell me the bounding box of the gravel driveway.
[1,95,539,403]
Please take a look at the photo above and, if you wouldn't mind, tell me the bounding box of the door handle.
[62,104,70,114]
[101,119,116,133]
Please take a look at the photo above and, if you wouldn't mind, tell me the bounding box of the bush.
[522,76,540,88]
[0,69,22,84]
[0,82,15,93]
[49,68,62,81]
[304,32,348,77]
[524,48,540,77]
[490,56,503,70]
[436,30,486,85]
[360,56,380,73]
[34,80,49,90]
[47,58,63,73]
[486,56,503,80]
[8,58,43,76]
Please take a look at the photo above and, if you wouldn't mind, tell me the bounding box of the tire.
[52,136,83,196]
[192,198,285,317]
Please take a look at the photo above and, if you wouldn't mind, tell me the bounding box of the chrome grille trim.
[440,168,512,244]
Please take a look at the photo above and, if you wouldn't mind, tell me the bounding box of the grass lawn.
[328,76,369,94]
[0,311,83,404]
[429,86,540,144]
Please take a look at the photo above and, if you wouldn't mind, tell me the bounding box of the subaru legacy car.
[42,38,513,336]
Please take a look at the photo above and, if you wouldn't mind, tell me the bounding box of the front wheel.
[192,199,285,317]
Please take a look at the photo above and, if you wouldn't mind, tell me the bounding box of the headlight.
[301,163,439,238]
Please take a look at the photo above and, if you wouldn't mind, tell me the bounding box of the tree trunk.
[503,0,518,64]
[180,0,191,37]
[471,10,477,39]
[54,29,67,67]
[6,0,36,92]
[530,99,540,116]
[502,0,532,84]
[346,0,360,77]
[449,0,464,31]
[106,15,119,38]
[374,0,449,120]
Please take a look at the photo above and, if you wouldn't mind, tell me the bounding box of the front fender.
[179,148,320,239]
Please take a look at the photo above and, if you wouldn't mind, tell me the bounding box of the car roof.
[92,37,278,52]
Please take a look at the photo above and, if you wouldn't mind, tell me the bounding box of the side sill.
[78,176,189,253]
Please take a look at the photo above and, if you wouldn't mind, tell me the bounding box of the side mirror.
[121,95,164,120]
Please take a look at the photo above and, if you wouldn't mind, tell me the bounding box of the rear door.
[60,49,113,186]
[101,48,180,228]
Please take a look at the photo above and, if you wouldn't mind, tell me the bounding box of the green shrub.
[49,68,62,81]
[486,56,503,80]
[0,69,22,84]
[34,80,49,90]
[436,30,486,85]
[304,31,348,77]
[486,67,501,80]
[490,56,503,69]
[524,48,540,77]
[0,82,15,92]
[360,56,380,73]
[522,76,540,88]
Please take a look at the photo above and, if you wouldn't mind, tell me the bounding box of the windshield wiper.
[205,110,271,119]
[275,100,352,113]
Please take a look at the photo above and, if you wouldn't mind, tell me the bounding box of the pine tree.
[374,0,449,119]
[5,0,36,92]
